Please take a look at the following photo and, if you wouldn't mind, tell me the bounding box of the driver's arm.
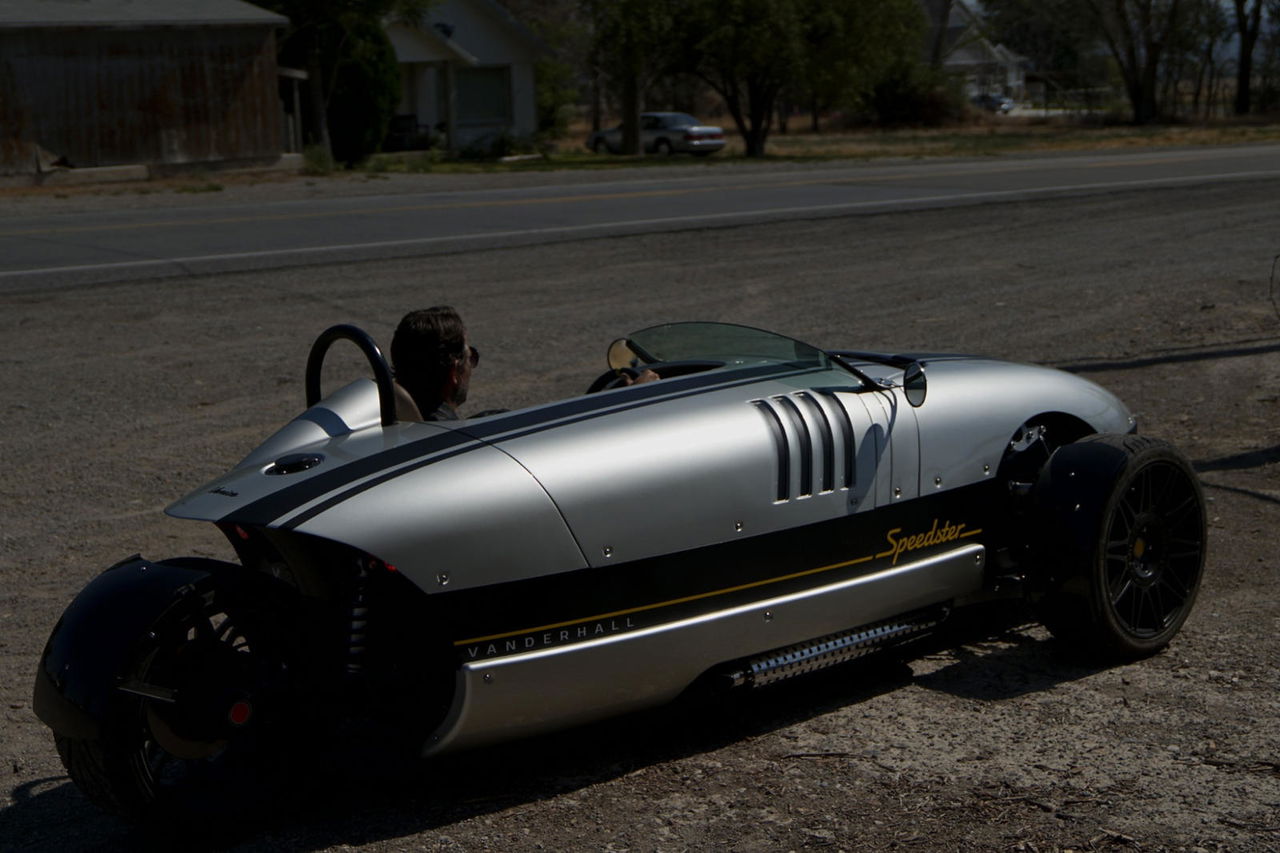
[621,369,661,386]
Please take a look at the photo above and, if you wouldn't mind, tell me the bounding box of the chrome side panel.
[239,379,383,468]
[290,444,589,591]
[859,389,922,505]
[911,358,1132,494]
[500,370,874,569]
[425,543,985,755]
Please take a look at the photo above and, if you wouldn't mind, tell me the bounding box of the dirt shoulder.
[1,179,1277,851]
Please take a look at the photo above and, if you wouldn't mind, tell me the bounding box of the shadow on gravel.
[1198,480,1280,506]
[1053,338,1280,374]
[0,607,1103,852]
[1194,446,1280,506]
[1195,445,1280,472]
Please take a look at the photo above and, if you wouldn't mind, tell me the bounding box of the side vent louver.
[775,396,813,496]
[815,390,855,489]
[796,393,834,493]
[752,400,790,501]
[754,393,855,502]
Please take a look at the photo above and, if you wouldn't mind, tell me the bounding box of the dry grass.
[363,113,1280,173]
[6,115,1280,199]
[746,115,1280,159]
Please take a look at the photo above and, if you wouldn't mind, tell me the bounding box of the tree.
[585,0,928,157]
[263,0,433,162]
[925,0,955,69]
[792,0,925,132]
[327,17,402,164]
[1258,0,1280,111]
[585,0,681,154]
[1081,0,1185,123]
[1181,0,1230,117]
[983,0,1110,100]
[1233,0,1266,113]
[676,0,804,157]
[504,0,594,139]
[995,0,1187,122]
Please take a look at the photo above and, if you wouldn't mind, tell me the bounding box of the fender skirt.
[32,556,231,740]
[1033,439,1131,559]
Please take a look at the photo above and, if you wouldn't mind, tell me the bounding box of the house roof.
[466,0,543,53]
[0,0,288,28]
[388,0,545,66]
[396,17,479,65]
[926,0,1027,70]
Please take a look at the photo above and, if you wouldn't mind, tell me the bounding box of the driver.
[390,306,477,421]
[390,306,659,422]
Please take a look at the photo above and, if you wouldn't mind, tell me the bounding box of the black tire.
[592,138,607,154]
[1034,434,1206,659]
[654,138,673,155]
[54,582,302,821]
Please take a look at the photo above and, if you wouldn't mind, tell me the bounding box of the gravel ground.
[1,170,1277,851]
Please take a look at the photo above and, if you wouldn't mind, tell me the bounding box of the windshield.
[610,322,831,370]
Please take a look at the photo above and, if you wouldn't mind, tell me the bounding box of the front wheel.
[1034,434,1206,659]
[55,582,302,820]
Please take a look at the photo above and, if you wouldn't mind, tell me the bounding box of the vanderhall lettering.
[465,616,638,659]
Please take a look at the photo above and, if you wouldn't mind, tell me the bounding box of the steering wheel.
[584,359,725,394]
[586,365,643,394]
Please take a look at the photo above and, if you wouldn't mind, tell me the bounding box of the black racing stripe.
[269,362,827,530]
[221,429,475,527]
[460,361,817,442]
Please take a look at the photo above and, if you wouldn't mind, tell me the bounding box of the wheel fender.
[1032,437,1130,569]
[33,557,231,740]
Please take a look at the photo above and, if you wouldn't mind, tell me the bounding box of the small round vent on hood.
[265,453,324,475]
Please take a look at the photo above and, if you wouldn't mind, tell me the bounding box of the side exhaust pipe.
[723,607,946,689]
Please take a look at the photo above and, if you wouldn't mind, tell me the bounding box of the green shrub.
[302,144,337,175]
[327,21,402,166]
[869,64,964,127]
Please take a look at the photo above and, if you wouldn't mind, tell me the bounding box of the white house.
[922,0,1028,99]
[385,0,542,152]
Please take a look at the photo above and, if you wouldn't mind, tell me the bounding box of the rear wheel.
[55,583,301,820]
[654,138,673,155]
[1035,434,1206,659]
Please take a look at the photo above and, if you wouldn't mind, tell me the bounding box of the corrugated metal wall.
[1,25,282,174]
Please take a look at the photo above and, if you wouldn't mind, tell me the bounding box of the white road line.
[3,169,1278,280]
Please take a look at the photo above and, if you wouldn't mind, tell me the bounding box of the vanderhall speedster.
[34,322,1206,819]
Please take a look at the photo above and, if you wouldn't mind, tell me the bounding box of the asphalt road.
[1,157,1278,850]
[2,144,1279,290]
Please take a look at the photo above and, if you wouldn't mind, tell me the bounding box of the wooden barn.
[0,0,289,176]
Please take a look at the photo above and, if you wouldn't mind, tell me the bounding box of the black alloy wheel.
[1100,459,1204,639]
[1035,434,1207,659]
[56,585,299,820]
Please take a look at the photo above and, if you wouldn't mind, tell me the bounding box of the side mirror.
[902,361,927,408]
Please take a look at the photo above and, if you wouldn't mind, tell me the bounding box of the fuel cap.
[265,453,324,475]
